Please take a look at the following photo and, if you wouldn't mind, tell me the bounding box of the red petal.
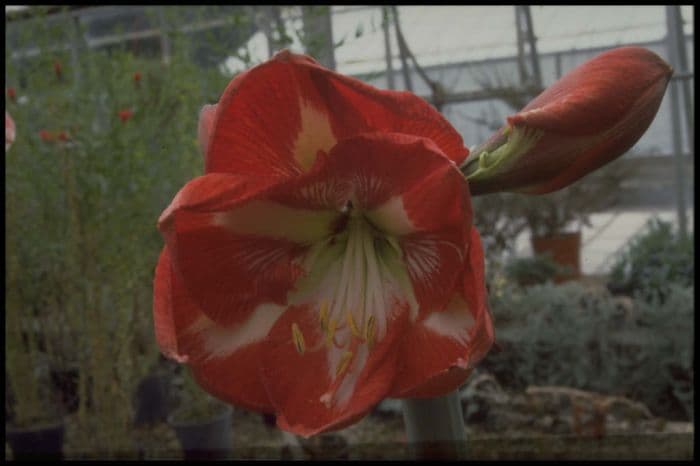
[153,247,190,362]
[158,173,308,327]
[259,303,411,436]
[390,227,494,398]
[206,51,468,178]
[512,47,672,136]
[153,247,275,410]
[191,341,275,412]
[267,132,465,212]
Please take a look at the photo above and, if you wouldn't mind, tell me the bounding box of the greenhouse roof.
[331,5,694,75]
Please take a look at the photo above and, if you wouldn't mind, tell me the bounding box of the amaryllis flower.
[133,71,142,87]
[118,109,134,123]
[154,50,494,436]
[6,112,15,151]
[7,87,16,101]
[462,47,673,195]
[53,60,62,79]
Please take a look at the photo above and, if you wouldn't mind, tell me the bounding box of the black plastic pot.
[169,405,234,460]
[134,373,171,426]
[5,420,65,460]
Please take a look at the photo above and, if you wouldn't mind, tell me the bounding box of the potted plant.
[6,145,66,460]
[514,159,629,282]
[168,369,234,460]
[5,290,66,460]
[503,253,574,287]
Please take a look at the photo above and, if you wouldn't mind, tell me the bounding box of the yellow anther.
[292,323,306,354]
[346,311,361,337]
[319,300,329,330]
[325,318,337,346]
[365,315,376,350]
[335,351,354,377]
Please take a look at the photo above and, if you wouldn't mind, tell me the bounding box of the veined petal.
[206,50,468,178]
[390,227,494,398]
[153,247,276,411]
[401,230,467,317]
[463,46,673,195]
[159,173,325,327]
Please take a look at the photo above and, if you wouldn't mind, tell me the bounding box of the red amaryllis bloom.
[133,71,142,87]
[6,112,15,152]
[53,60,62,79]
[462,46,673,195]
[39,129,55,142]
[154,50,494,436]
[118,109,134,123]
[7,87,16,101]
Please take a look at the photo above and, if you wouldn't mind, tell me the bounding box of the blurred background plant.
[5,5,231,457]
[607,218,694,301]
[482,281,694,422]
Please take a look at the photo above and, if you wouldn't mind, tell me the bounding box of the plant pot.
[168,404,234,460]
[531,231,581,283]
[6,419,65,460]
[134,373,172,426]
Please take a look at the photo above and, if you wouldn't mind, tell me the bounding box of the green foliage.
[608,218,694,301]
[482,282,694,421]
[503,253,570,287]
[5,4,230,450]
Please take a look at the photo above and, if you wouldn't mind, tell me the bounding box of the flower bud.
[462,47,673,195]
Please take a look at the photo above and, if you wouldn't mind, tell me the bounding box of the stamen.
[365,315,376,350]
[325,318,337,346]
[291,323,305,354]
[335,350,354,377]
[319,300,330,330]
[346,311,361,337]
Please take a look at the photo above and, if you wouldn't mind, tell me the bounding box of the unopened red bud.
[463,46,673,195]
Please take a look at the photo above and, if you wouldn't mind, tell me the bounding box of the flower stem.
[401,389,467,459]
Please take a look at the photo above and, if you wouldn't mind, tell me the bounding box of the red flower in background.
[53,60,62,79]
[39,129,55,142]
[462,47,673,195]
[7,87,16,102]
[57,131,70,142]
[133,71,142,88]
[154,50,494,436]
[118,109,134,123]
[6,112,15,152]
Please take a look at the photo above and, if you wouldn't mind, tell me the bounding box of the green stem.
[401,389,467,459]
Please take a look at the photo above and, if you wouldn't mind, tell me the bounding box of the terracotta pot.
[531,231,581,283]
